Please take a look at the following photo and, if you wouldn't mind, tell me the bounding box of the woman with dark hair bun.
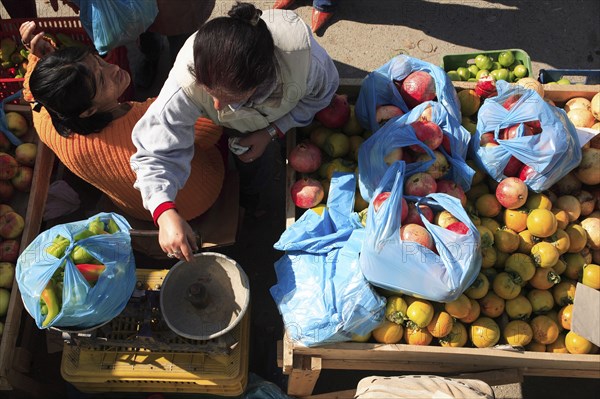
[131,2,339,261]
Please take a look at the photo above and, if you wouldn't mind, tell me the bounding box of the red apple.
[496,177,528,209]
[502,94,522,111]
[395,71,436,109]
[315,94,351,129]
[375,105,404,125]
[503,156,524,177]
[0,211,25,239]
[0,205,14,216]
[291,178,324,209]
[289,142,322,173]
[404,202,434,226]
[409,121,444,153]
[400,223,435,251]
[446,221,469,234]
[480,132,498,147]
[0,240,20,262]
[10,166,33,192]
[0,153,18,180]
[436,180,467,207]
[373,191,391,212]
[499,123,534,140]
[518,164,538,182]
[404,172,437,197]
[0,180,14,202]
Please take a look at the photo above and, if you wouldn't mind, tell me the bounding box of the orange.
[505,295,532,320]
[551,208,570,230]
[562,253,586,280]
[470,317,501,348]
[439,321,468,348]
[527,289,555,313]
[565,224,588,253]
[503,320,533,347]
[426,311,454,338]
[549,229,571,255]
[459,298,481,324]
[527,209,558,238]
[504,208,529,233]
[546,333,568,353]
[531,241,560,268]
[557,304,574,330]
[526,193,553,210]
[492,272,522,300]
[530,315,560,344]
[529,267,561,290]
[553,280,577,306]
[464,273,490,300]
[478,291,505,318]
[565,331,593,354]
[504,253,536,282]
[404,325,433,346]
[372,320,404,344]
[444,294,472,319]
[582,264,600,289]
[494,228,520,253]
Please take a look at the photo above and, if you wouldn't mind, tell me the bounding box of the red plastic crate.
[0,17,92,103]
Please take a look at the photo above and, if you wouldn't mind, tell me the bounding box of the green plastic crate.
[441,49,533,77]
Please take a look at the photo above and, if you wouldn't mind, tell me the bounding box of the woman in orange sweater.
[20,21,224,228]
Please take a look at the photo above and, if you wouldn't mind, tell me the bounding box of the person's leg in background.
[273,0,338,33]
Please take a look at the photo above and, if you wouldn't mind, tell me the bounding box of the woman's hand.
[237,129,272,163]
[156,209,199,262]
[19,21,55,58]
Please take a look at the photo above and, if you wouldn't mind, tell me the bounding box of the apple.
[0,321,4,337]
[323,133,350,158]
[404,203,434,226]
[496,177,528,209]
[0,262,14,288]
[525,120,542,134]
[375,105,404,125]
[0,133,10,152]
[436,180,467,207]
[5,112,28,137]
[291,178,324,209]
[0,288,9,317]
[14,142,37,167]
[400,223,435,251]
[10,166,33,192]
[518,164,539,182]
[373,192,391,212]
[0,180,14,202]
[0,211,25,239]
[416,150,450,180]
[480,132,498,147]
[315,94,351,129]
[0,240,19,263]
[404,172,437,197]
[0,204,14,216]
[499,123,533,140]
[0,153,18,180]
[502,94,522,111]
[384,147,404,166]
[309,127,334,150]
[503,156,524,177]
[409,121,444,153]
[342,105,364,136]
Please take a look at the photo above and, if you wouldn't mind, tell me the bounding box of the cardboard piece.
[571,283,600,346]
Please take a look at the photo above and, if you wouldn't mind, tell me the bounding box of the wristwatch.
[265,124,278,141]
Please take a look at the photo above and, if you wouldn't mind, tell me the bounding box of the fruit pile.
[39,217,120,327]
[446,51,529,83]
[0,110,36,339]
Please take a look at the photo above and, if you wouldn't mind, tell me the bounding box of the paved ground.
[2,1,600,398]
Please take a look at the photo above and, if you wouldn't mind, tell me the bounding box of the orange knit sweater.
[24,55,224,222]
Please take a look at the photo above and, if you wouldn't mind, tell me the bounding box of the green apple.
[556,78,571,85]
[457,67,471,81]
[494,68,510,81]
[498,51,515,67]
[513,65,528,79]
[491,61,502,71]
[0,262,14,288]
[0,321,4,337]
[476,69,490,80]
[447,70,460,81]
[475,54,493,70]
[0,288,9,317]
[468,65,480,78]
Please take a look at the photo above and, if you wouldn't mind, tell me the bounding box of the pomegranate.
[375,105,404,125]
[404,172,437,197]
[419,105,433,122]
[480,132,498,147]
[409,121,444,153]
[525,120,542,134]
[436,180,467,207]
[446,221,469,234]
[315,94,351,129]
[395,71,436,109]
[400,223,435,251]
[400,197,409,223]
[441,135,452,155]
[373,191,391,212]
[404,203,434,226]
[289,142,322,173]
[503,156,524,177]
[475,76,497,99]
[291,178,324,209]
[496,177,528,209]
[502,94,522,111]
[518,164,538,182]
[499,124,534,140]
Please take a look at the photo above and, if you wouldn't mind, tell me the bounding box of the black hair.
[29,46,113,137]
[192,2,276,93]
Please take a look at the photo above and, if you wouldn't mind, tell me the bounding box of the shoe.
[311,8,334,33]
[273,0,295,9]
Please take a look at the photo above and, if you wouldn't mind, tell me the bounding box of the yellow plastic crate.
[60,269,249,395]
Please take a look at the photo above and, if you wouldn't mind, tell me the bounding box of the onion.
[565,97,591,113]
[516,77,544,98]
[592,92,600,120]
[567,108,596,128]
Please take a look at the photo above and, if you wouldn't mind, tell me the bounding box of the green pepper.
[75,263,106,283]
[106,218,120,234]
[87,217,106,235]
[73,228,95,242]
[41,280,60,327]
[45,235,70,259]
[70,245,96,264]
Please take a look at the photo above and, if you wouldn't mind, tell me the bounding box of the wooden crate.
[0,105,55,393]
[280,80,600,397]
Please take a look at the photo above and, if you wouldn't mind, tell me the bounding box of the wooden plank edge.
[285,130,297,228]
[301,389,356,399]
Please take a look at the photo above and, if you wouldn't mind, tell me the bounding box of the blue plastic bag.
[16,213,136,329]
[358,101,474,202]
[359,162,481,303]
[271,173,386,347]
[471,80,582,192]
[355,54,461,133]
[73,0,159,55]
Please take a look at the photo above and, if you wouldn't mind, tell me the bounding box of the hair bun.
[228,2,263,26]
